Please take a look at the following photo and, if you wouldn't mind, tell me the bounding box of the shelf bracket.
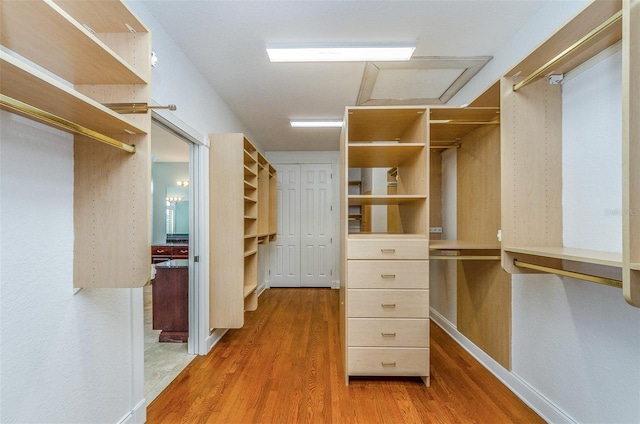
[0,94,136,153]
[513,259,622,288]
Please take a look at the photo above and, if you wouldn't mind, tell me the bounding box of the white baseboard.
[205,328,228,353]
[117,398,146,424]
[430,308,576,424]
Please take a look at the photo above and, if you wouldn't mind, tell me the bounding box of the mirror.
[166,186,189,239]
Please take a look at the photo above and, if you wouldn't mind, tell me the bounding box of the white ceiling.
[142,0,549,152]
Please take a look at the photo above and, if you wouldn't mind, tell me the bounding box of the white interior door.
[269,163,333,287]
[300,164,333,287]
[270,164,301,287]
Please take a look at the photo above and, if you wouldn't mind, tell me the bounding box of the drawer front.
[348,347,429,376]
[348,318,429,347]
[347,239,428,260]
[348,260,428,289]
[171,246,189,258]
[151,246,171,256]
[347,290,429,318]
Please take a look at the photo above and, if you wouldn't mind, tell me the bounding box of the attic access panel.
[356,56,491,106]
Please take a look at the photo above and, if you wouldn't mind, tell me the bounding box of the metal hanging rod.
[0,94,136,153]
[513,259,622,288]
[104,103,177,114]
[430,255,500,261]
[430,143,460,150]
[513,10,622,92]
[431,120,500,125]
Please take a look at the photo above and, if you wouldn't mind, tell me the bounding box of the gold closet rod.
[0,94,136,153]
[513,9,622,92]
[513,259,622,288]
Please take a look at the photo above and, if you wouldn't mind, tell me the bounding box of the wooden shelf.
[348,195,426,205]
[0,53,146,136]
[430,240,501,251]
[348,143,426,168]
[629,263,640,271]
[504,246,622,268]
[244,165,257,178]
[1,0,148,85]
[244,249,258,257]
[244,283,258,299]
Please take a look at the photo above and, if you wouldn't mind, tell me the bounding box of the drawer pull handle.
[381,332,396,337]
[156,249,165,253]
[180,250,188,254]
[381,361,397,367]
[381,274,396,278]
[380,248,396,253]
[381,303,396,308]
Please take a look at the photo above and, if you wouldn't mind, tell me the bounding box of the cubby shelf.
[348,143,426,168]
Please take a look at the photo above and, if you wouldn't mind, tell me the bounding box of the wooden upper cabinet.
[1,0,152,288]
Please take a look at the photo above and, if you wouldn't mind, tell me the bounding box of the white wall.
[1,113,141,423]
[511,51,640,424]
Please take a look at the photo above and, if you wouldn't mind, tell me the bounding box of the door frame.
[265,151,340,289]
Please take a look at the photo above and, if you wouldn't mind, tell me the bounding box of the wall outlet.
[429,227,443,234]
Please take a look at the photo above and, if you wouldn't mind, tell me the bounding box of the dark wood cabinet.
[152,260,188,342]
[151,244,188,263]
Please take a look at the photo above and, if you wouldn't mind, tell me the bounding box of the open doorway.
[144,119,196,403]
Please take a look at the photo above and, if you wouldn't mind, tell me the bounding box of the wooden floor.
[147,288,543,423]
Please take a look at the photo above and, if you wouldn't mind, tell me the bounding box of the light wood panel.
[146,288,544,424]
[506,246,622,268]
[500,76,563,274]
[348,195,427,205]
[73,132,150,288]
[623,0,640,305]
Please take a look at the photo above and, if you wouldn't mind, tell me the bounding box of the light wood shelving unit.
[209,133,276,329]
[0,0,152,288]
[340,106,430,386]
[500,0,629,296]
[623,0,640,305]
[428,85,512,369]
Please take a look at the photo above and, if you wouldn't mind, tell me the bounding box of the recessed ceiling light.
[268,45,415,63]
[290,120,343,128]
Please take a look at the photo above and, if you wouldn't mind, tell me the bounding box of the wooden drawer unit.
[347,260,428,289]
[171,246,189,259]
[347,347,430,376]
[347,318,429,347]
[347,238,428,260]
[348,289,429,318]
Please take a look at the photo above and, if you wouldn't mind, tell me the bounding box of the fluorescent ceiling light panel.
[290,120,343,128]
[268,45,415,62]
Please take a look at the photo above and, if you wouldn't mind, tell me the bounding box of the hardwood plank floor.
[147,288,543,423]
